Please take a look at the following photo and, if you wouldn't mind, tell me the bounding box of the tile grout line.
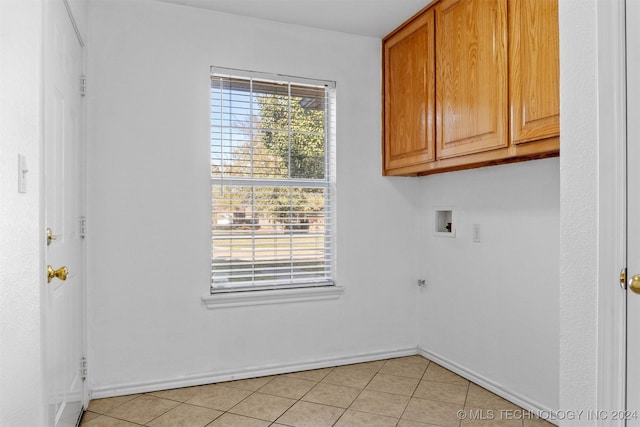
[328,361,383,427]
[459,382,471,427]
[397,359,431,425]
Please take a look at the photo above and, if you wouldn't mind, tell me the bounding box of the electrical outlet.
[472,224,481,242]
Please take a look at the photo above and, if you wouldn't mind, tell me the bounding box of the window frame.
[208,67,338,297]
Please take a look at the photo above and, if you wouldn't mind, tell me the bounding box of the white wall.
[0,1,46,425]
[86,0,419,394]
[558,0,599,421]
[416,159,560,412]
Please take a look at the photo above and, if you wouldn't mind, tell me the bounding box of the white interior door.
[628,0,640,424]
[44,0,86,425]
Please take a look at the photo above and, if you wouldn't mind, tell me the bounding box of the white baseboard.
[417,347,559,426]
[91,345,558,427]
[90,347,418,399]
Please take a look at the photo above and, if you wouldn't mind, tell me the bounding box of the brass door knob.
[47,265,68,283]
[630,274,640,295]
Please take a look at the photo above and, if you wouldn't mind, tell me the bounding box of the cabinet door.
[436,0,508,159]
[383,9,435,172]
[509,0,559,145]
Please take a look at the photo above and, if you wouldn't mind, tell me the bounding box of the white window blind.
[210,67,336,293]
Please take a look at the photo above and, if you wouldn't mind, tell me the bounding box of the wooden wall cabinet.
[436,0,508,160]
[382,0,559,176]
[383,9,435,171]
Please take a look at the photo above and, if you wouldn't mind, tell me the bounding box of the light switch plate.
[18,154,27,193]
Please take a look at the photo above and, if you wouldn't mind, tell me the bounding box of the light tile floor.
[81,356,555,427]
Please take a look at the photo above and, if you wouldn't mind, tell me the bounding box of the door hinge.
[80,76,87,96]
[80,357,87,381]
[79,217,87,238]
[620,267,627,290]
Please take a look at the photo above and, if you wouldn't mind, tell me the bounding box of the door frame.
[596,0,627,419]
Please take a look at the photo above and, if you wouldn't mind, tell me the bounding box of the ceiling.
[153,0,431,38]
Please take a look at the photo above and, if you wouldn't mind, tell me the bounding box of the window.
[210,67,336,293]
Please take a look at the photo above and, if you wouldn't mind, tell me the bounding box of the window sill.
[202,285,344,309]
